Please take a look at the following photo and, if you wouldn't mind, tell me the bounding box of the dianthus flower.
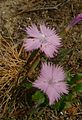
[33,62,68,105]
[23,24,61,58]
[66,13,82,31]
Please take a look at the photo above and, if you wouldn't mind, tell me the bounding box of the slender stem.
[27,54,41,78]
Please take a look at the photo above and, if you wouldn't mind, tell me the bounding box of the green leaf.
[32,91,45,105]
[66,73,74,85]
[59,101,66,111]
[64,102,72,109]
[52,96,66,111]
[22,83,32,89]
[73,73,82,81]
[65,93,73,101]
[52,101,66,111]
[67,73,82,85]
[74,82,82,92]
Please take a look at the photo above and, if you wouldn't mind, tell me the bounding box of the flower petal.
[23,38,41,51]
[46,86,60,105]
[26,24,41,38]
[47,34,61,46]
[33,78,48,93]
[40,24,55,37]
[41,43,57,57]
[52,65,65,82]
[40,63,53,80]
[55,82,68,95]
[66,13,82,31]
[69,13,82,27]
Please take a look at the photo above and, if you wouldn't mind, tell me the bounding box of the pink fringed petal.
[26,24,41,38]
[23,38,41,51]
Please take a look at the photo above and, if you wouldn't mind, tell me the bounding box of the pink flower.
[66,13,82,31]
[33,62,68,105]
[23,24,61,58]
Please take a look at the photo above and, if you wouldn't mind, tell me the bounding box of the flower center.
[48,79,54,85]
[39,34,46,43]
[48,78,59,86]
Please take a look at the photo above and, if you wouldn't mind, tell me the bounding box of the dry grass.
[0,35,41,118]
[0,35,26,116]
